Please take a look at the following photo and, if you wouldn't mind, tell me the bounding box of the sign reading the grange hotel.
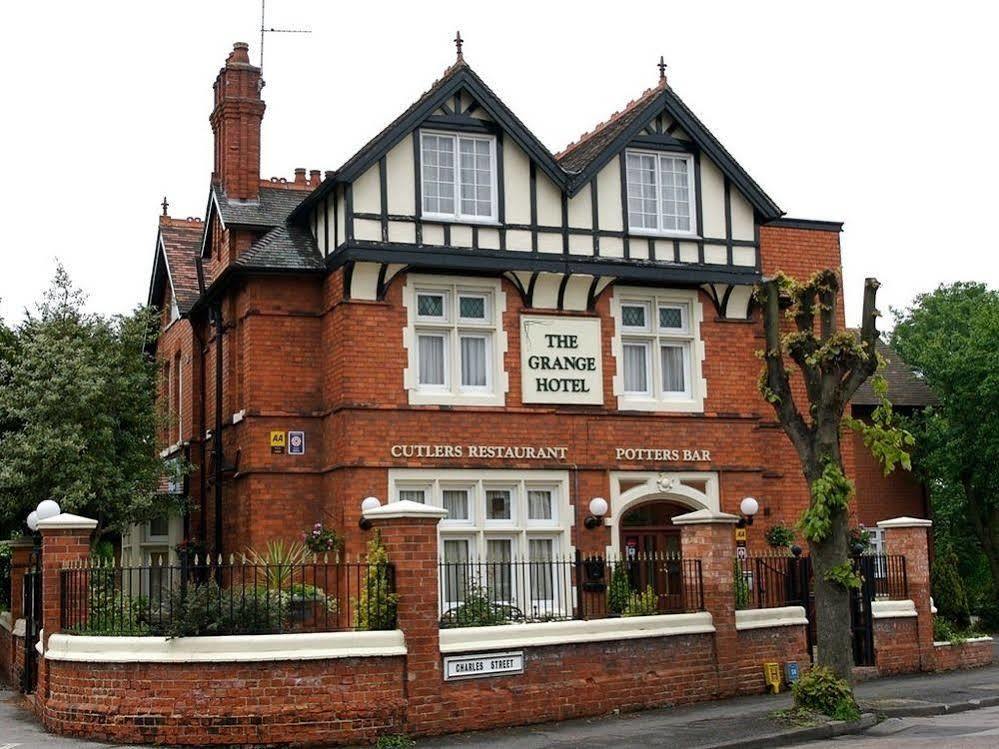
[520,316,603,405]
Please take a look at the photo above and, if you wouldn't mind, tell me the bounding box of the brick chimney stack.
[210,42,265,201]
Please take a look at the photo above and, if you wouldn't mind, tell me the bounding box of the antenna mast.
[259,0,312,76]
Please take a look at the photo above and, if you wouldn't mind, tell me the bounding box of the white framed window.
[612,288,706,412]
[625,149,697,236]
[420,131,498,223]
[389,469,573,620]
[404,275,508,407]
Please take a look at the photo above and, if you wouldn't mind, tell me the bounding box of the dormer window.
[420,131,497,223]
[625,150,697,236]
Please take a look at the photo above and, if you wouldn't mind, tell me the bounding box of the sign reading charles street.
[520,315,603,405]
[443,651,525,680]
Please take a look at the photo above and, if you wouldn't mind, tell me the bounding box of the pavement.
[2,651,999,748]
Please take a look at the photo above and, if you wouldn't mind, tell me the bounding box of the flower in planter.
[302,522,342,555]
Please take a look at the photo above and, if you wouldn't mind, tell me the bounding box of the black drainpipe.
[212,302,224,557]
[193,317,209,547]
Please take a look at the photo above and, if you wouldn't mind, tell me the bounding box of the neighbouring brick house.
[143,40,932,601]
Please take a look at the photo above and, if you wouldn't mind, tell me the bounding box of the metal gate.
[850,555,877,667]
[21,548,42,694]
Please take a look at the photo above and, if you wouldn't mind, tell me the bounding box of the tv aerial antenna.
[259,0,312,80]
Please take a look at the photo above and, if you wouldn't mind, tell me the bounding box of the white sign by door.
[443,651,525,680]
[520,316,603,405]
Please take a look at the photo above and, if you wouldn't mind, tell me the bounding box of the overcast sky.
[1,1,996,326]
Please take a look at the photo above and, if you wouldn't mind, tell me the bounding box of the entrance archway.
[619,500,690,612]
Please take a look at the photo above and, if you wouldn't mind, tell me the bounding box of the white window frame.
[420,130,499,224]
[403,275,508,407]
[625,149,698,238]
[612,287,707,412]
[388,469,574,619]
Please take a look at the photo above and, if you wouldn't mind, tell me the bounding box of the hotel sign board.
[443,651,524,681]
[520,316,603,405]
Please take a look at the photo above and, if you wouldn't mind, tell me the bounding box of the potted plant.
[302,522,342,556]
[765,523,795,550]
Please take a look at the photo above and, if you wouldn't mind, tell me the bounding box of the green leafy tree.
[891,283,999,609]
[758,270,911,682]
[0,265,178,540]
[932,545,971,628]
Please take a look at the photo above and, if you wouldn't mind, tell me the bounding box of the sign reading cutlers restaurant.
[520,316,603,405]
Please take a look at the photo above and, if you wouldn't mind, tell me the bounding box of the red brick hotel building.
[145,41,931,581]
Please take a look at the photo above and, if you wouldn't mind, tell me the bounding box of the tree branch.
[761,277,814,462]
[839,277,882,405]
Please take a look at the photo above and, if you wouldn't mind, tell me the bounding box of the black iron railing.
[438,553,704,627]
[60,557,396,636]
[734,553,908,610]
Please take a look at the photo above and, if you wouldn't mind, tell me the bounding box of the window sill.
[629,229,702,240]
[408,390,506,408]
[420,214,502,227]
[616,396,705,414]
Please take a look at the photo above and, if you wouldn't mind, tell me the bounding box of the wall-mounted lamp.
[738,496,760,527]
[358,496,381,530]
[585,497,609,529]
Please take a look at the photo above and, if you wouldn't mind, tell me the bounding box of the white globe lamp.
[740,497,760,526]
[361,496,382,513]
[26,511,39,532]
[585,497,609,529]
[36,499,62,521]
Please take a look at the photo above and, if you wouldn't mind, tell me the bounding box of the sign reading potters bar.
[444,651,525,681]
[521,316,603,404]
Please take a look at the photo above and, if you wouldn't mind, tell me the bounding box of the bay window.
[625,149,697,235]
[420,131,497,222]
[389,469,572,619]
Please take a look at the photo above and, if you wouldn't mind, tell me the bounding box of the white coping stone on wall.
[36,512,98,531]
[13,618,25,638]
[933,636,994,647]
[876,516,933,529]
[363,499,448,521]
[43,629,407,663]
[439,612,715,654]
[671,509,740,526]
[735,606,808,631]
[871,599,918,619]
[0,611,11,632]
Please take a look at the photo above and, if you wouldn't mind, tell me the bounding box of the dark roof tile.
[853,338,936,408]
[213,184,309,228]
[158,219,203,313]
[233,224,324,272]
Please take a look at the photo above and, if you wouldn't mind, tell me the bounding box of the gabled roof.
[211,183,311,229]
[148,218,203,313]
[556,80,783,218]
[289,58,565,223]
[852,338,936,408]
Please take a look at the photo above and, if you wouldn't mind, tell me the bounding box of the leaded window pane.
[417,293,445,318]
[459,296,485,319]
[622,304,647,328]
[626,152,658,230]
[659,306,683,330]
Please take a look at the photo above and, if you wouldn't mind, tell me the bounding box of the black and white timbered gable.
[290,58,785,319]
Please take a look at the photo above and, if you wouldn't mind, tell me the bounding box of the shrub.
[765,523,795,549]
[848,526,873,557]
[354,531,398,630]
[376,735,414,749]
[440,581,514,628]
[734,560,751,610]
[623,585,659,617]
[976,597,999,632]
[152,582,289,638]
[932,546,971,628]
[607,561,631,615]
[791,666,859,721]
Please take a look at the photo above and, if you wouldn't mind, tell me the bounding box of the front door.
[620,500,690,613]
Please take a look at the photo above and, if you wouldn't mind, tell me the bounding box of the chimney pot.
[294,168,307,184]
[310,169,321,186]
[228,42,251,66]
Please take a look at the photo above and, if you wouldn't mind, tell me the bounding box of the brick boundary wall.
[0,616,11,685]
[932,639,994,672]
[21,511,991,746]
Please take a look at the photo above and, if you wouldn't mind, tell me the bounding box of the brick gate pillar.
[674,508,741,698]
[36,512,97,700]
[877,516,933,671]
[362,499,447,734]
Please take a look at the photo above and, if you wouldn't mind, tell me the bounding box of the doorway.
[619,501,689,613]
